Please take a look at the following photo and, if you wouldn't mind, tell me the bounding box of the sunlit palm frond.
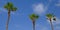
[4,5,8,9]
[46,13,53,19]
[29,14,39,21]
[4,2,17,11]
[7,2,13,8]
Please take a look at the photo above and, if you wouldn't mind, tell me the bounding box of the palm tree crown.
[46,13,53,19]
[46,13,56,21]
[4,2,17,11]
[29,14,39,21]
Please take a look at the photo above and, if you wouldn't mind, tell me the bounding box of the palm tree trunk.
[6,10,10,30]
[50,19,54,30]
[32,20,35,30]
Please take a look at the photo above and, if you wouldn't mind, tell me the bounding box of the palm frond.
[29,14,39,20]
[11,7,17,11]
[46,13,53,19]
[7,2,13,8]
[4,5,8,9]
[4,2,17,11]
[35,15,39,19]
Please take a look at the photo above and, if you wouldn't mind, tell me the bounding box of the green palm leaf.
[29,14,39,20]
[11,7,17,11]
[4,2,17,11]
[46,13,56,21]
[46,13,53,19]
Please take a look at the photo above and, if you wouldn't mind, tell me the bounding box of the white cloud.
[32,3,47,15]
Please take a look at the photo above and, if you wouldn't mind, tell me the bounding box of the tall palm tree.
[46,13,56,30]
[29,14,39,30]
[4,2,17,30]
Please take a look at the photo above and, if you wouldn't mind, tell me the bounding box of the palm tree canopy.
[29,14,39,21]
[46,13,56,21]
[4,2,17,11]
[46,13,53,19]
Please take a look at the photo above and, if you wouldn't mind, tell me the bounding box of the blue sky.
[0,0,60,30]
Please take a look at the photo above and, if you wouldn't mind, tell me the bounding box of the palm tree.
[29,14,39,30]
[46,13,56,30]
[4,2,17,30]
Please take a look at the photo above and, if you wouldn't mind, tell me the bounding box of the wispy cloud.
[32,3,47,15]
[32,0,53,15]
